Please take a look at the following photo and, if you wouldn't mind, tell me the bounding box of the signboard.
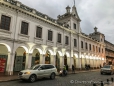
[0,58,6,72]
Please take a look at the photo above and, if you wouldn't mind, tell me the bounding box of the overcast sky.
[18,0,114,44]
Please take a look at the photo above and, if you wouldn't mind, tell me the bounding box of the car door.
[45,65,55,76]
[45,65,51,76]
[37,65,46,78]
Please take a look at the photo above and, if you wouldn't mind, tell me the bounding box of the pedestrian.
[85,64,87,70]
[66,64,68,71]
[100,64,102,68]
[63,65,66,76]
[72,64,75,73]
[88,64,91,70]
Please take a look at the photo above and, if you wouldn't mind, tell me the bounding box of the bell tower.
[57,0,81,33]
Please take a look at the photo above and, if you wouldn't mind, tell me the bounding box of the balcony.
[0,29,12,38]
[34,37,43,44]
[46,40,54,46]
[18,34,29,41]
[56,42,62,48]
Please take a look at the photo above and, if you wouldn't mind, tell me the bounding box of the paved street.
[0,70,114,86]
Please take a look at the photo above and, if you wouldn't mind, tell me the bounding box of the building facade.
[0,0,105,75]
[105,40,114,65]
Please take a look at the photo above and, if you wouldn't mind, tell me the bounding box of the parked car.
[18,64,58,82]
[100,65,114,75]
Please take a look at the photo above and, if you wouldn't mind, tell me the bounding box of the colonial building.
[105,40,114,65]
[0,0,105,75]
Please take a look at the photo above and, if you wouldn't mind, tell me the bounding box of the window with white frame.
[0,15,11,31]
[21,21,28,35]
[48,30,53,41]
[36,26,42,38]
[57,33,61,43]
[74,39,77,47]
[65,36,69,45]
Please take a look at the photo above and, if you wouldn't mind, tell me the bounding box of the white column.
[51,55,55,65]
[25,53,32,69]
[60,56,64,69]
[6,52,15,75]
[71,57,74,66]
[82,58,85,68]
[78,52,81,69]
[76,58,78,68]
[67,57,71,69]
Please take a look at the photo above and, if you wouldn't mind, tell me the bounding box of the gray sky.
[18,0,114,44]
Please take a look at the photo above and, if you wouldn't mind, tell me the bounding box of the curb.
[0,79,19,83]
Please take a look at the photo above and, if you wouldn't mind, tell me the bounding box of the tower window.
[73,23,76,29]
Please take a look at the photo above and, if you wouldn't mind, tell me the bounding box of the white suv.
[18,64,58,82]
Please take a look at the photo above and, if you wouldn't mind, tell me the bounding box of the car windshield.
[103,65,110,68]
[30,65,41,70]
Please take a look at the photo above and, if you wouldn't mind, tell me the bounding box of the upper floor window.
[0,15,11,31]
[21,21,28,35]
[102,48,103,53]
[57,33,61,43]
[48,30,53,41]
[74,39,77,47]
[36,26,42,38]
[81,41,83,48]
[73,23,76,29]
[85,42,88,49]
[89,44,91,50]
[99,47,100,53]
[93,45,95,51]
[96,46,98,52]
[65,36,69,45]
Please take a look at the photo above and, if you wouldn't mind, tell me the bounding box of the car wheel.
[101,72,103,75]
[50,73,55,80]
[29,74,36,83]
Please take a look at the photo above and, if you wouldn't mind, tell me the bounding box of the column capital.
[26,53,32,55]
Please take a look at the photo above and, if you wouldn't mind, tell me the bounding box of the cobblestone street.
[0,70,113,86]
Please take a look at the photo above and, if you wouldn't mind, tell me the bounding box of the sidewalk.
[104,82,114,86]
[0,75,19,82]
[0,69,99,82]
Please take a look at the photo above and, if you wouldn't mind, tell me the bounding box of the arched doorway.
[32,49,40,66]
[55,52,60,71]
[0,44,8,75]
[64,55,67,65]
[14,47,26,71]
[45,51,51,64]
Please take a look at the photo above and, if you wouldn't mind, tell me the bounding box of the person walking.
[63,65,66,76]
[72,64,75,73]
[66,64,68,72]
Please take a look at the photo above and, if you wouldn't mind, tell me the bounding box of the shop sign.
[0,58,6,72]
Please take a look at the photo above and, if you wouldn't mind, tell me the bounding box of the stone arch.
[65,51,70,57]
[0,43,11,53]
[30,45,43,54]
[31,49,40,66]
[14,45,28,71]
[55,51,62,71]
[14,44,29,53]
[0,43,11,75]
[45,50,51,64]
[45,47,54,55]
